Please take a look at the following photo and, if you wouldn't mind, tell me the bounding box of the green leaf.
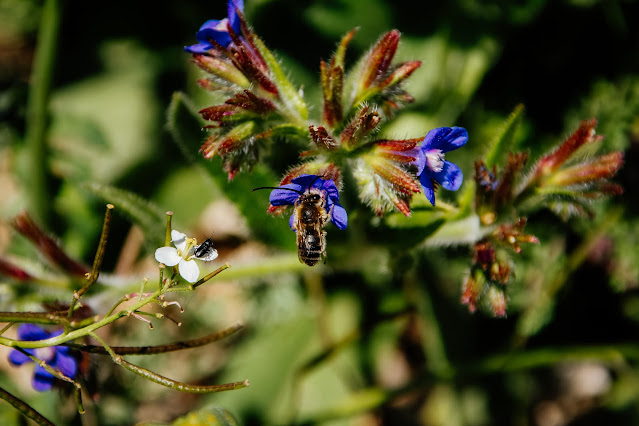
[424,214,483,247]
[173,406,240,426]
[484,103,525,168]
[383,209,447,249]
[81,182,166,249]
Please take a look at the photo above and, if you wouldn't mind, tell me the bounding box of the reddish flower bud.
[360,30,400,91]
[0,257,33,281]
[320,30,356,127]
[487,286,507,318]
[547,151,624,187]
[339,106,382,150]
[475,153,528,225]
[309,125,337,150]
[532,118,600,180]
[461,269,485,314]
[12,211,89,277]
[493,218,539,254]
[350,30,420,115]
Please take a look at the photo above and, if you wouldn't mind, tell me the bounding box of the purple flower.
[8,324,78,392]
[417,127,468,205]
[184,0,244,53]
[269,174,348,230]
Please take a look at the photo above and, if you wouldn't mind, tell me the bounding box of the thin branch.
[0,385,55,426]
[68,204,114,321]
[66,322,244,355]
[89,331,249,393]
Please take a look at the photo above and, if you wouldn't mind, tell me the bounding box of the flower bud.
[12,211,89,277]
[0,257,32,281]
[487,286,507,317]
[353,138,422,216]
[461,269,485,314]
[339,106,382,150]
[193,54,251,88]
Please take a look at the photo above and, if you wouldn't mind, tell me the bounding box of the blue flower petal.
[55,352,78,379]
[270,184,303,206]
[321,179,340,202]
[289,213,296,230]
[431,160,464,191]
[8,349,33,366]
[291,174,321,189]
[330,203,348,230]
[32,366,55,392]
[196,25,232,48]
[420,172,436,206]
[412,147,427,175]
[227,0,244,34]
[422,127,468,153]
[17,324,50,341]
[184,42,213,54]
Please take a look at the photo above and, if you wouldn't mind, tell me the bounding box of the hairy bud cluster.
[185,3,467,216]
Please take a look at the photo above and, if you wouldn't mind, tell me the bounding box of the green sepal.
[251,35,308,123]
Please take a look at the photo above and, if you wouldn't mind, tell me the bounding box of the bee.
[254,176,331,266]
[292,188,328,266]
[193,238,218,261]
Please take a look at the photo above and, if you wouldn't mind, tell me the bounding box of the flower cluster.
[463,117,624,316]
[184,1,470,218]
[461,219,539,316]
[9,324,78,392]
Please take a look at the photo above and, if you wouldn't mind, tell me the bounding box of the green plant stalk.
[67,204,113,328]
[65,322,243,355]
[24,0,61,227]
[0,386,55,426]
[89,332,249,393]
[14,348,81,389]
[0,312,97,328]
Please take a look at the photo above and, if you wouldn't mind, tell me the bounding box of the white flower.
[154,230,218,283]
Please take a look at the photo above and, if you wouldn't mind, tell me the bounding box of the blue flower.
[8,324,78,392]
[269,174,348,230]
[184,0,244,53]
[417,127,468,205]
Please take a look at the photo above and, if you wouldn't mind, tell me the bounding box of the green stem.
[0,386,55,426]
[89,332,249,393]
[24,0,61,227]
[0,311,97,328]
[65,322,243,355]
[0,287,164,349]
[69,204,113,315]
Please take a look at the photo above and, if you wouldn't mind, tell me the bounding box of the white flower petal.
[155,247,181,266]
[171,230,187,252]
[178,259,200,283]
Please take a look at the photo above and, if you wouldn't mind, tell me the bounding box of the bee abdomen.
[298,231,325,266]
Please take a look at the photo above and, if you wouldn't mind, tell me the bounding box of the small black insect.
[193,238,218,261]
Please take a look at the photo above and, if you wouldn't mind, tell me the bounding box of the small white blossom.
[154,230,218,283]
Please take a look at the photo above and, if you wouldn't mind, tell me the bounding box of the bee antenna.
[253,186,304,195]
